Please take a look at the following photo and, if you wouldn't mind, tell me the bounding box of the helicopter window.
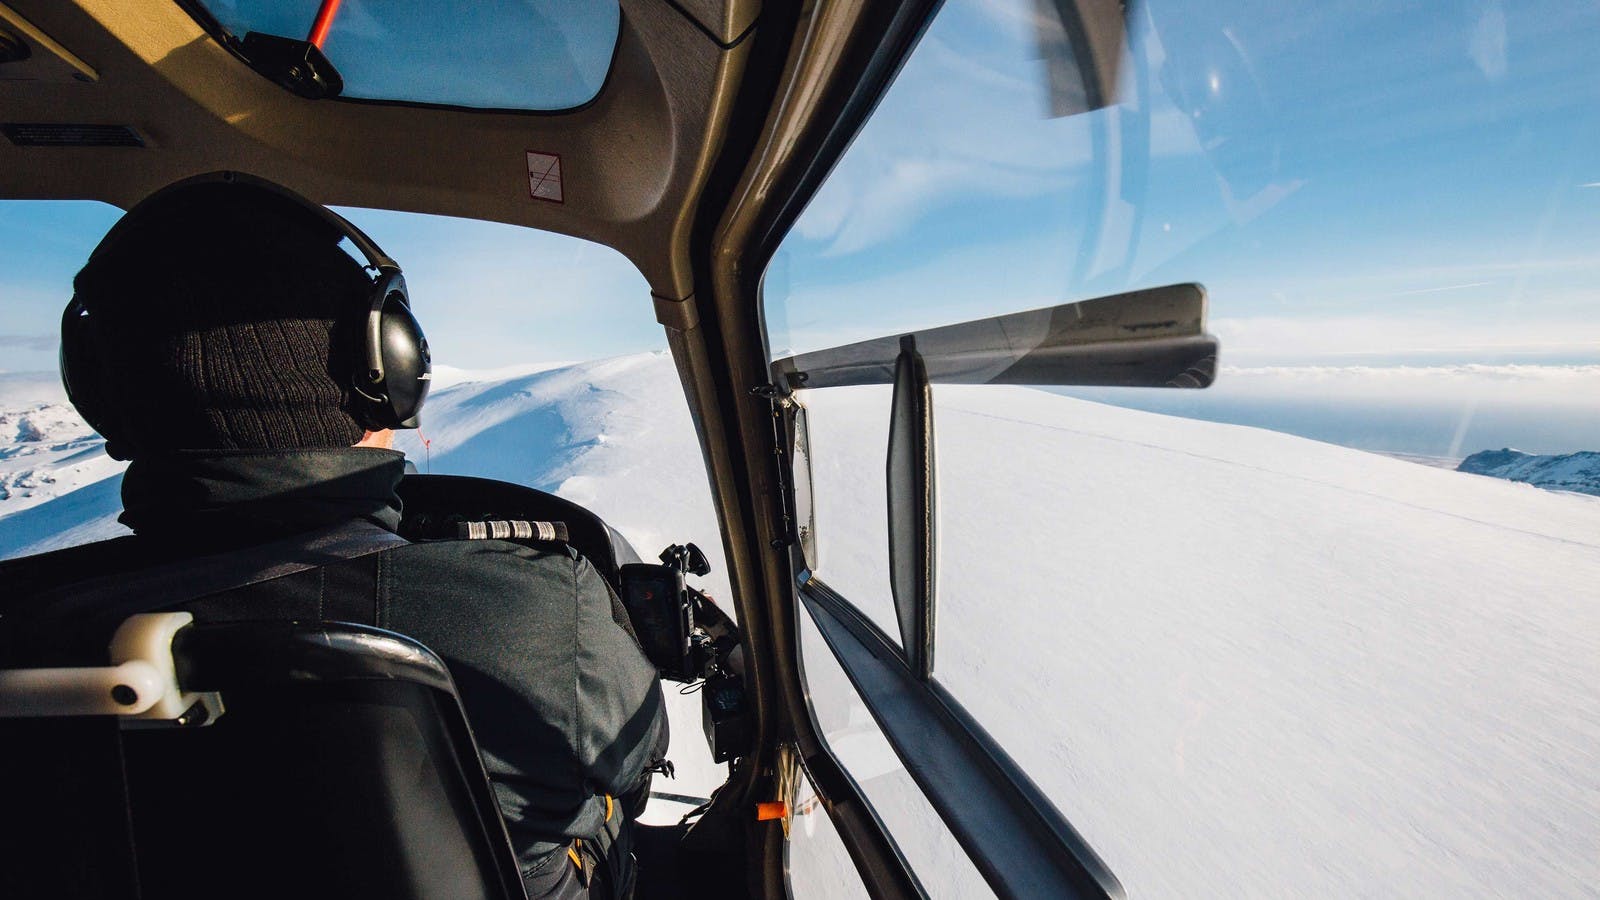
[184,0,620,111]
[792,611,994,899]
[0,200,120,372]
[767,0,1600,894]
[330,208,665,398]
[791,384,900,644]
[0,200,126,560]
[785,766,873,900]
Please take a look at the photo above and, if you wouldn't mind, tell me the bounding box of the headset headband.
[83,170,401,278]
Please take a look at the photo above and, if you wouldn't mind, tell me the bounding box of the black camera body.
[620,543,750,763]
[618,560,698,682]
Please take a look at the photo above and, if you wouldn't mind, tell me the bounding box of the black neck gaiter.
[119,447,405,540]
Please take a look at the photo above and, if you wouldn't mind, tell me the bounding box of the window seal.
[799,576,1124,900]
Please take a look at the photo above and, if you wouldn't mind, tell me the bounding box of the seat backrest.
[0,621,526,900]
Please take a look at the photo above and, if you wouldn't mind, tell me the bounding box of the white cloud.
[803,155,1079,258]
[1217,363,1600,407]
[0,334,56,351]
[1213,314,1600,364]
[1469,3,1508,80]
[792,32,1101,256]
[1383,281,1491,297]
[1226,363,1600,379]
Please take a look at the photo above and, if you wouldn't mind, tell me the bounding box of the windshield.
[188,0,621,110]
[0,199,732,826]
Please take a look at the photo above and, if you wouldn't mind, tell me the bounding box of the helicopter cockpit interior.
[10,0,1585,898]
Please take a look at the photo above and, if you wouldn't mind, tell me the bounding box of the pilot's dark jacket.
[0,446,669,880]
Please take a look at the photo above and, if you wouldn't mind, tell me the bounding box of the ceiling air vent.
[2,123,145,147]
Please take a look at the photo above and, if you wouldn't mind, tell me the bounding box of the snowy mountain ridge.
[0,380,127,558]
[1458,447,1600,497]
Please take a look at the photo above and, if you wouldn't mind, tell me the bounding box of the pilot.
[3,177,667,898]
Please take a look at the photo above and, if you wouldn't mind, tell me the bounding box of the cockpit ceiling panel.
[0,0,748,299]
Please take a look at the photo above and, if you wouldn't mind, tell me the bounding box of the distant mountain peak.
[1457,448,1600,497]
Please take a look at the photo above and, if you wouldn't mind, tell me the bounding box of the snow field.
[0,377,127,558]
[805,383,1600,897]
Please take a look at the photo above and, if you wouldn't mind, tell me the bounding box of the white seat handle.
[0,612,221,722]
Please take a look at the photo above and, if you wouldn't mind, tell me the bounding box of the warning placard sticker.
[527,151,563,203]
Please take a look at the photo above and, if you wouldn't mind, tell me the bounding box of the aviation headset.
[61,171,431,446]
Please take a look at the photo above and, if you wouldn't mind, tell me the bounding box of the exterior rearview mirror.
[772,282,1217,391]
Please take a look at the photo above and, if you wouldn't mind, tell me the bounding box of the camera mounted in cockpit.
[620,543,749,763]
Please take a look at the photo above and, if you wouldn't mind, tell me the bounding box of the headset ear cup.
[350,273,430,431]
[59,296,125,457]
[378,298,430,427]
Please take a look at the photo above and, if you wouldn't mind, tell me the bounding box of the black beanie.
[69,181,370,459]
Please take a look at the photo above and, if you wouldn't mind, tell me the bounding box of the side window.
[0,201,124,560]
[784,764,871,900]
[798,385,897,639]
[769,0,1600,896]
[791,612,992,899]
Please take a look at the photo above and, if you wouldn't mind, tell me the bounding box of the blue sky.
[0,202,659,375]
[769,0,1600,357]
[3,0,1598,457]
[766,0,1600,455]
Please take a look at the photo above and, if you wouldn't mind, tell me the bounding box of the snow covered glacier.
[3,353,1598,898]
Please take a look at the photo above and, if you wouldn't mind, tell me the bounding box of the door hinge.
[751,384,798,550]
